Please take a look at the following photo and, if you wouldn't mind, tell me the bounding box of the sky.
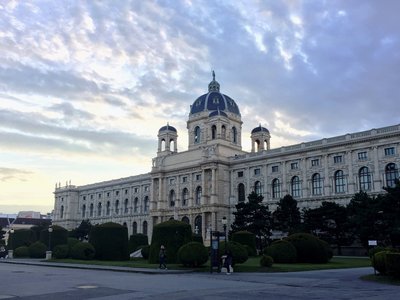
[0,0,399,214]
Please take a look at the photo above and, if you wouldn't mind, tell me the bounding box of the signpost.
[210,230,221,273]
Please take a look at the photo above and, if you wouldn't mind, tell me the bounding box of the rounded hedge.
[149,220,192,264]
[231,231,257,255]
[14,246,30,258]
[40,225,68,251]
[386,253,400,278]
[28,241,47,258]
[285,233,330,263]
[192,234,204,244]
[70,242,95,260]
[373,251,390,275]
[89,222,129,261]
[9,229,36,250]
[244,244,257,257]
[53,244,69,259]
[129,234,148,253]
[265,240,297,263]
[260,255,274,267]
[140,245,150,259]
[177,242,208,267]
[218,241,248,266]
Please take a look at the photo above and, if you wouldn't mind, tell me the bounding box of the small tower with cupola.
[251,125,270,152]
[157,123,178,156]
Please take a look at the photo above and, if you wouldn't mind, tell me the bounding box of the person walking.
[159,245,167,269]
[224,250,233,274]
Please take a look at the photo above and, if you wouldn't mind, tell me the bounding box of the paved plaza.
[0,260,398,299]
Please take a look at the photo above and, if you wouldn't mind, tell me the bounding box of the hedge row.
[372,250,400,278]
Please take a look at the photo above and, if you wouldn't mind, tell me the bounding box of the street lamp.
[48,226,53,251]
[9,228,14,250]
[221,217,227,251]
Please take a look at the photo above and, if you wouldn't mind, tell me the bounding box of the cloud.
[0,167,33,182]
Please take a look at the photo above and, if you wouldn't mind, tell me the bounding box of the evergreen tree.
[70,219,92,241]
[231,191,272,251]
[272,194,301,234]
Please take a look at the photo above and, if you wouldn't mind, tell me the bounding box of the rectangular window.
[311,159,319,167]
[116,191,119,196]
[254,168,261,175]
[358,151,367,160]
[83,196,86,200]
[169,178,175,185]
[90,195,93,200]
[196,174,201,181]
[333,155,342,164]
[144,186,149,192]
[107,192,110,197]
[134,188,138,193]
[182,176,187,183]
[272,166,279,172]
[291,162,298,170]
[237,171,243,178]
[125,189,128,195]
[385,147,395,156]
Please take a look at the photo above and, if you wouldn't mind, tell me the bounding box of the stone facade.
[53,77,400,242]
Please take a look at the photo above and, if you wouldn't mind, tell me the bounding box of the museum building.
[53,76,400,241]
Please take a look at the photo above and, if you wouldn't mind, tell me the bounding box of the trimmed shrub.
[319,239,333,261]
[386,253,400,278]
[231,231,257,255]
[373,251,390,275]
[89,222,129,261]
[192,234,203,244]
[218,241,248,265]
[369,246,387,258]
[285,233,330,263]
[53,244,69,259]
[260,255,274,267]
[177,242,208,267]
[149,220,192,264]
[265,240,297,263]
[128,234,148,253]
[28,241,47,258]
[40,225,68,251]
[14,246,30,258]
[9,229,36,250]
[244,244,257,257]
[70,242,95,260]
[67,237,79,254]
[140,245,150,259]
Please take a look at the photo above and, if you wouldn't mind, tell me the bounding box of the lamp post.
[46,226,53,260]
[221,216,227,252]
[8,228,14,259]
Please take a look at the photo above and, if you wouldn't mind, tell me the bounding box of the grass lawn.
[49,256,371,273]
[361,274,400,286]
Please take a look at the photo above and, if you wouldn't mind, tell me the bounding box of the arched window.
[169,139,175,151]
[182,188,189,206]
[195,186,202,205]
[272,179,280,198]
[221,125,226,138]
[194,126,201,143]
[359,167,371,191]
[181,216,190,224]
[132,221,137,234]
[211,125,217,139]
[238,183,245,202]
[256,139,261,152]
[97,202,102,216]
[124,198,129,214]
[106,201,111,216]
[134,197,139,213]
[161,139,166,151]
[144,196,149,213]
[255,181,262,196]
[60,205,64,219]
[169,190,176,207]
[143,221,148,235]
[89,203,94,217]
[312,173,322,195]
[194,215,202,235]
[291,176,301,198]
[232,127,237,144]
[385,163,399,188]
[115,200,120,215]
[82,204,86,218]
[334,170,346,193]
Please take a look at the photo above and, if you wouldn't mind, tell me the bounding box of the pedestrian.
[0,246,7,259]
[159,245,167,269]
[224,250,233,274]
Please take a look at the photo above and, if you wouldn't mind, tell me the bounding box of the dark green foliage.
[373,251,390,275]
[231,191,272,252]
[28,241,47,258]
[69,219,92,240]
[319,239,333,261]
[67,237,79,253]
[70,242,95,260]
[128,234,148,253]
[265,240,297,263]
[9,229,36,250]
[53,244,69,259]
[30,225,46,241]
[386,253,400,278]
[231,231,257,255]
[260,255,274,267]
[89,222,129,261]
[285,233,330,263]
[244,244,257,257]
[140,245,150,259]
[273,194,301,234]
[40,225,68,251]
[149,220,192,264]
[369,246,387,258]
[218,241,248,265]
[14,246,30,258]
[177,242,208,267]
[192,233,203,244]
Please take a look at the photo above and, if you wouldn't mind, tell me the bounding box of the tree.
[70,219,92,241]
[272,194,301,234]
[303,201,352,255]
[230,191,272,251]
